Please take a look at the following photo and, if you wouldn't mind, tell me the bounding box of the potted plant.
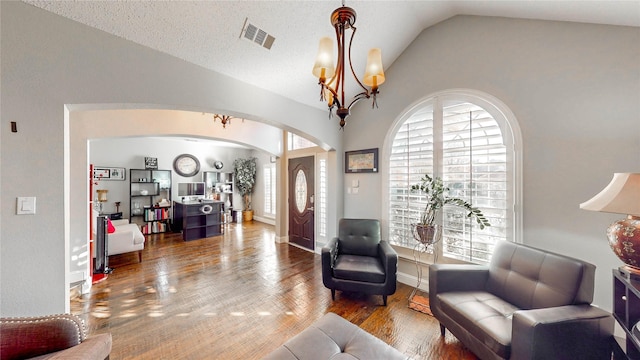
[410,174,490,244]
[233,157,257,222]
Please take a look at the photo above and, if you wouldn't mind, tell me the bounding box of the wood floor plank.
[72,221,477,360]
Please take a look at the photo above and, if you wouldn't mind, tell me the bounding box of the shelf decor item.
[580,173,640,274]
[233,157,257,221]
[410,174,490,245]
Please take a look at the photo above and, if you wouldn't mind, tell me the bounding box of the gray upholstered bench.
[263,312,409,360]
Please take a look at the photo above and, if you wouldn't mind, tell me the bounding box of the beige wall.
[0,2,343,316]
[343,15,640,310]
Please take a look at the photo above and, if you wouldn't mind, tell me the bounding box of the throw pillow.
[107,218,116,234]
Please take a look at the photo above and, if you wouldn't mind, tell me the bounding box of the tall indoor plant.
[411,174,490,244]
[233,157,257,221]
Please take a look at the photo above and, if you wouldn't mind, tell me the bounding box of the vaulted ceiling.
[23,1,640,112]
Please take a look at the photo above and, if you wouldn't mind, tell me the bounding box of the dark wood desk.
[173,201,223,241]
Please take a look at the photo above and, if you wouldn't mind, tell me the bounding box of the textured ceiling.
[22,1,640,112]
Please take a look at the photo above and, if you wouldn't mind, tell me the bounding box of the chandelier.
[312,1,385,128]
[213,114,233,129]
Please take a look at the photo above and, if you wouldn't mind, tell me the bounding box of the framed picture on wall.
[93,167,126,181]
[345,148,378,173]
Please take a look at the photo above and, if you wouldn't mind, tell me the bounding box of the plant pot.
[411,224,441,245]
[242,210,253,222]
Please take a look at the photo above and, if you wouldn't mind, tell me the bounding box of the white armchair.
[108,219,145,261]
[93,212,145,263]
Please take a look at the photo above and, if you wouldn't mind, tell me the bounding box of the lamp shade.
[580,173,640,216]
[96,189,108,202]
[363,48,385,88]
[312,37,335,80]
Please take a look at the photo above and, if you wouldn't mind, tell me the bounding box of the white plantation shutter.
[388,105,434,245]
[263,164,276,217]
[319,158,327,237]
[388,95,515,264]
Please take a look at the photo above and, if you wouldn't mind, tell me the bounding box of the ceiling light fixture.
[312,1,385,129]
[213,114,233,129]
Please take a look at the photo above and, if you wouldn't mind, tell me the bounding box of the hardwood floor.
[72,221,477,360]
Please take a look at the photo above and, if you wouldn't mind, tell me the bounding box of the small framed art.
[345,148,378,173]
[93,167,126,181]
[145,157,158,169]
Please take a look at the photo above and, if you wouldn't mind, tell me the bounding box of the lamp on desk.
[580,173,640,275]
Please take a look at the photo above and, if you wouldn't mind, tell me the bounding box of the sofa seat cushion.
[438,291,519,359]
[333,255,385,283]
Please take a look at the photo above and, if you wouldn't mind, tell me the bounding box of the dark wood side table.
[612,268,640,359]
[104,212,123,220]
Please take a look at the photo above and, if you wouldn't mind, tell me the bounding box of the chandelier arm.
[346,25,369,94]
[346,91,371,111]
[322,83,342,109]
[335,24,347,108]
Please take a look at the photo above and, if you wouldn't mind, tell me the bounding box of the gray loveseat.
[429,240,614,360]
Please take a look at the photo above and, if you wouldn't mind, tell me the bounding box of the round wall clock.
[173,154,200,177]
[214,161,224,170]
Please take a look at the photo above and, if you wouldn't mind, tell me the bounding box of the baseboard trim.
[397,272,429,292]
[253,215,275,225]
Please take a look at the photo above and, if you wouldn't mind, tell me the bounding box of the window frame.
[382,89,523,264]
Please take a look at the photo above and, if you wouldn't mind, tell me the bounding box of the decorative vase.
[242,210,254,222]
[411,224,441,245]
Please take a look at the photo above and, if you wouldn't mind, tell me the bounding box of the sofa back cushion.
[338,219,381,257]
[0,314,86,360]
[486,241,595,309]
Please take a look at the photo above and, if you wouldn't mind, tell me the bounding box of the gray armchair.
[321,219,398,306]
[429,240,614,360]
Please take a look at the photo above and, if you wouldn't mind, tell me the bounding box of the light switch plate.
[17,197,36,215]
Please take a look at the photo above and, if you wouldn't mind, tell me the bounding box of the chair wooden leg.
[439,323,446,336]
[138,251,142,263]
[383,295,388,306]
[331,289,336,300]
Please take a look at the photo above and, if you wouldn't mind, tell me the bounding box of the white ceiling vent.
[240,18,275,50]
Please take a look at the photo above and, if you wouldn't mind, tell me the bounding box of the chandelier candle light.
[312,1,385,128]
[580,173,640,278]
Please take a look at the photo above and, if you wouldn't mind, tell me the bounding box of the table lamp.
[580,173,640,277]
[96,189,108,215]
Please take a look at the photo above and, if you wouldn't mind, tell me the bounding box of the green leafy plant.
[411,174,490,229]
[233,157,257,210]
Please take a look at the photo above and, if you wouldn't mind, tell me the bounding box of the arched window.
[385,90,522,264]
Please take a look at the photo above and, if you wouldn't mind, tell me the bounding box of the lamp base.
[607,216,640,270]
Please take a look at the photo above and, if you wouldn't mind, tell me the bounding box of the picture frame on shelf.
[93,167,126,181]
[345,148,378,173]
[145,157,158,169]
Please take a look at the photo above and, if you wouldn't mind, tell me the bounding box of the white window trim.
[381,89,523,263]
